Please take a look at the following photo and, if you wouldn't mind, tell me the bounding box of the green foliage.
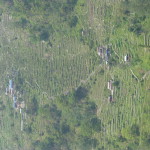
[60,122,70,134]
[0,101,5,111]
[27,96,39,115]
[38,104,61,122]
[0,8,3,16]
[128,16,145,35]
[24,124,32,134]
[131,124,140,136]
[131,54,142,66]
[120,123,142,149]
[34,137,56,150]
[0,0,149,149]
[4,0,80,42]
[15,71,25,93]
[90,117,102,132]
[15,17,29,28]
[121,0,150,35]
[99,69,104,75]
[75,86,88,101]
[69,15,78,28]
[40,31,49,41]
[79,117,101,137]
[76,136,99,150]
[113,80,120,88]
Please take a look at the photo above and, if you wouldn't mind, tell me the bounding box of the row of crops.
[0,0,149,149]
[0,12,97,149]
[0,13,97,98]
[87,0,149,149]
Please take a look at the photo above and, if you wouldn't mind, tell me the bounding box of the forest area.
[0,0,149,150]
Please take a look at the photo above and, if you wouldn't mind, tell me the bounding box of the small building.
[124,54,129,62]
[9,80,13,89]
[111,89,114,96]
[97,46,111,65]
[9,80,13,95]
[13,96,17,108]
[105,48,110,64]
[21,120,23,131]
[5,88,8,95]
[106,49,110,56]
[13,101,17,108]
[108,95,113,102]
[20,101,25,109]
[97,46,105,58]
[16,101,25,109]
[107,80,113,91]
[13,96,16,102]
[105,55,109,64]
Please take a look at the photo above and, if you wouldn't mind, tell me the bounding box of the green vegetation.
[0,0,149,150]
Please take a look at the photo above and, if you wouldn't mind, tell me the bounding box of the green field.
[0,0,150,150]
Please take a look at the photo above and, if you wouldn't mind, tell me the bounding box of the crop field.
[0,13,97,96]
[87,0,150,149]
[0,0,149,149]
[90,67,148,149]
[0,12,98,150]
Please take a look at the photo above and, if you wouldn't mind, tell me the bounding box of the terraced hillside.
[0,0,149,150]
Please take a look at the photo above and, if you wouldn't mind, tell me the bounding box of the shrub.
[69,16,78,28]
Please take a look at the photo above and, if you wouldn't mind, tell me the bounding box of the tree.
[75,86,88,101]
[40,31,49,41]
[79,117,101,137]
[34,137,56,150]
[16,17,29,28]
[113,80,120,87]
[131,124,140,136]
[69,16,78,28]
[90,117,102,132]
[27,96,38,115]
[76,136,99,150]
[60,122,70,134]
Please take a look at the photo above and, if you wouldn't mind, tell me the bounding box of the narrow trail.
[29,64,103,102]
[88,0,94,27]
[130,68,140,82]
[141,71,150,80]
[77,64,102,88]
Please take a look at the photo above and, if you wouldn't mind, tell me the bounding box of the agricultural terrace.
[0,0,149,150]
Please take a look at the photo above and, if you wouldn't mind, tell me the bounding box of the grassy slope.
[0,0,149,150]
[87,0,150,149]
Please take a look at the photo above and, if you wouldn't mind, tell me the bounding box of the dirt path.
[88,0,94,27]
[141,71,150,80]
[130,68,140,82]
[78,64,102,87]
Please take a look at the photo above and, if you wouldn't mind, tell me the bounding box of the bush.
[131,124,140,136]
[16,17,29,28]
[27,96,38,115]
[99,69,104,75]
[69,16,78,28]
[60,122,70,134]
[113,80,120,87]
[75,86,88,101]
[40,31,49,41]
[90,117,101,132]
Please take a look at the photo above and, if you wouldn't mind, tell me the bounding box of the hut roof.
[124,54,129,62]
[13,101,17,108]
[9,80,13,89]
[13,96,16,102]
[106,49,110,55]
[97,46,105,56]
[107,80,113,90]
[108,95,113,102]
[20,101,25,108]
